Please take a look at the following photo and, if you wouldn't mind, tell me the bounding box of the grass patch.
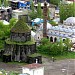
[38,51,75,60]
[7,61,27,66]
[55,51,75,60]
[5,38,35,45]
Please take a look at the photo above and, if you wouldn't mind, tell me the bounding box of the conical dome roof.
[11,19,31,33]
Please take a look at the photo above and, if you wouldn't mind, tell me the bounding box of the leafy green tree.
[0,30,5,39]
[37,2,43,18]
[37,38,72,56]
[50,43,59,55]
[3,25,10,37]
[9,18,17,29]
[64,38,72,51]
[57,38,64,54]
[41,37,50,45]
[4,0,9,7]
[29,11,37,20]
[50,0,60,5]
[0,21,10,49]
[37,38,51,54]
[59,1,75,22]
[31,2,35,12]
[29,2,37,19]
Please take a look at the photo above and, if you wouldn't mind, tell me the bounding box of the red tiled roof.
[23,63,43,69]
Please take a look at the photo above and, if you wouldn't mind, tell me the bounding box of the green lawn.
[38,51,75,60]
[54,52,75,60]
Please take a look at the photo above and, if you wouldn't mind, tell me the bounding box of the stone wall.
[4,43,36,62]
[10,32,31,42]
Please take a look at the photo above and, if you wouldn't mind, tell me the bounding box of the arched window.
[54,37,57,42]
[63,39,65,41]
[50,37,53,42]
[47,36,49,39]
[38,37,39,39]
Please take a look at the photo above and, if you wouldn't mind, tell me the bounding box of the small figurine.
[52,57,54,62]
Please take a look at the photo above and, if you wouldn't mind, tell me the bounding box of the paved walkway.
[0,58,75,75]
[42,57,75,75]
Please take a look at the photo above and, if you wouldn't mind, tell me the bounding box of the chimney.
[43,1,48,37]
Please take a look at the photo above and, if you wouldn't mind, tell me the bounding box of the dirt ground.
[0,58,75,75]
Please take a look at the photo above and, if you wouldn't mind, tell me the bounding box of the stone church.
[3,18,36,62]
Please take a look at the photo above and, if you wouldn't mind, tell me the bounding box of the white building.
[34,22,52,42]
[33,17,75,43]
[22,63,44,75]
[47,17,75,43]
[12,9,29,19]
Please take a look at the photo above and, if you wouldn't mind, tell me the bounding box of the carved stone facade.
[10,32,31,42]
[4,18,36,62]
[4,43,36,62]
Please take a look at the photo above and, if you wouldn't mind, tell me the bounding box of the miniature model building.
[0,7,12,21]
[9,0,19,10]
[22,63,44,75]
[3,18,36,62]
[9,0,30,10]
[47,17,75,43]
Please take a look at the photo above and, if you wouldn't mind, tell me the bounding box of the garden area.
[0,18,17,49]
[37,37,75,60]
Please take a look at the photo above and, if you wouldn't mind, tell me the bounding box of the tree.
[59,1,75,22]
[50,0,60,6]
[29,11,37,20]
[37,38,62,55]
[29,2,37,19]
[50,43,59,55]
[4,0,9,7]
[31,2,35,12]
[57,38,64,54]
[37,37,72,56]
[64,38,72,51]
[0,21,10,39]
[37,2,43,18]
[41,37,50,45]
[9,18,17,29]
[37,38,51,54]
